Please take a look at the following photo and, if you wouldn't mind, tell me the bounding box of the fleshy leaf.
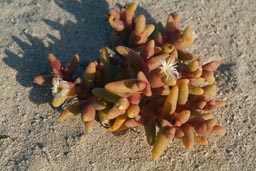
[48,53,62,76]
[203,61,219,72]
[84,62,97,90]
[182,124,194,150]
[81,104,96,122]
[34,75,53,85]
[58,102,81,122]
[152,127,175,160]
[163,85,179,115]
[52,97,66,107]
[64,54,80,77]
[98,104,111,128]
[211,125,226,136]
[92,88,120,103]
[109,114,128,132]
[127,104,140,118]
[177,79,189,105]
[105,79,146,95]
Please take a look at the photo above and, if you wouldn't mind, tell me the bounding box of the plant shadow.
[3,0,111,104]
[1,2,166,169]
[3,1,157,105]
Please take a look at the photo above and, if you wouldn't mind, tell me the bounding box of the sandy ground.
[0,0,255,170]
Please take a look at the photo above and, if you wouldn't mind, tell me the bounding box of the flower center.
[160,59,179,81]
[52,77,69,99]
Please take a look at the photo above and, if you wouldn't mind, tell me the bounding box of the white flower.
[51,77,69,99]
[159,59,179,80]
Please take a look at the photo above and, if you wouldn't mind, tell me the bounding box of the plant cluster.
[34,2,226,160]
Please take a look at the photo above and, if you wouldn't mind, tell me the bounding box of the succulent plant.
[34,54,79,107]
[153,13,195,51]
[108,2,155,48]
[34,2,226,160]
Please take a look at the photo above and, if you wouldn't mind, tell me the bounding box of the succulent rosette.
[34,2,226,160]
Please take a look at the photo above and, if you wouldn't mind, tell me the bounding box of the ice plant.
[34,53,79,85]
[153,14,195,51]
[34,2,226,161]
[159,59,179,81]
[51,77,70,107]
[34,54,78,107]
[108,2,155,48]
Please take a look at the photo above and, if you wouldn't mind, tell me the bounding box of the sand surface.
[0,0,255,170]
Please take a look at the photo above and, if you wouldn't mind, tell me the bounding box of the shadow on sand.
[3,0,156,105]
[2,2,157,169]
[3,0,110,104]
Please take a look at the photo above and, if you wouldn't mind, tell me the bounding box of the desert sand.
[0,0,255,170]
